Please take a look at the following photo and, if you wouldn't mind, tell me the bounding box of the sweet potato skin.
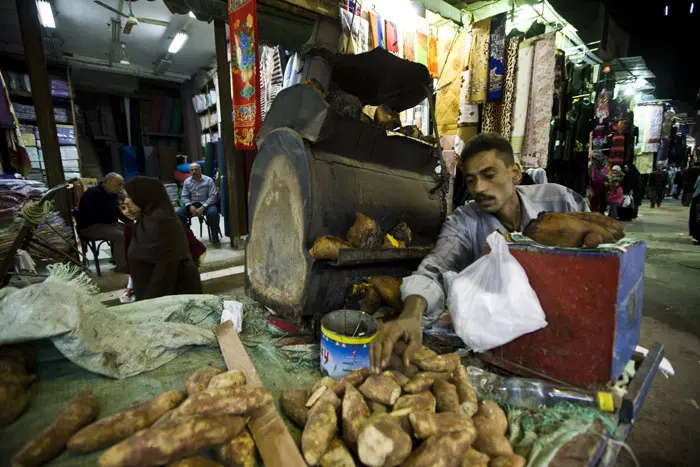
[417,354,460,373]
[462,448,491,467]
[167,457,222,467]
[12,390,99,467]
[472,401,513,458]
[301,402,337,466]
[357,413,412,467]
[433,379,461,413]
[68,390,186,453]
[367,276,403,310]
[489,455,527,467]
[342,384,370,452]
[409,411,475,439]
[186,367,225,395]
[346,213,382,248]
[393,392,436,413]
[207,369,247,391]
[320,438,355,467]
[98,415,247,467]
[177,387,272,417]
[280,388,310,427]
[452,365,478,417]
[358,374,402,406]
[0,382,29,428]
[403,373,435,393]
[403,430,477,467]
[310,236,353,261]
[217,427,256,467]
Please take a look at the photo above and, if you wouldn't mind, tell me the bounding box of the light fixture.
[188,11,196,18]
[665,5,669,15]
[36,0,55,28]
[168,32,188,54]
[692,3,695,13]
[119,43,130,65]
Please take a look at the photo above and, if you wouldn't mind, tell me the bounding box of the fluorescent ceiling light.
[36,0,55,28]
[188,11,196,18]
[665,5,669,15]
[119,43,130,65]
[168,32,188,54]
[692,3,695,13]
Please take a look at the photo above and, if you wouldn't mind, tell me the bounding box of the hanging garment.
[229,0,260,150]
[428,35,439,78]
[644,104,663,153]
[510,38,535,159]
[403,31,415,61]
[369,12,385,49]
[415,32,429,67]
[385,20,399,54]
[436,30,471,136]
[482,101,503,134]
[259,44,283,121]
[283,52,302,88]
[458,70,479,143]
[521,32,556,168]
[486,13,506,102]
[339,8,370,54]
[500,34,522,140]
[466,18,491,104]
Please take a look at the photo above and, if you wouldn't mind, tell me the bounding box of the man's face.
[190,164,202,180]
[104,176,124,194]
[463,150,520,213]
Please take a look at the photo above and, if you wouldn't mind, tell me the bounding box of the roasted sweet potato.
[342,384,370,452]
[280,388,310,427]
[462,448,490,467]
[13,390,99,467]
[433,379,460,413]
[68,390,186,452]
[367,276,403,310]
[217,427,256,467]
[310,236,353,261]
[417,353,460,373]
[301,402,337,466]
[409,411,476,439]
[186,367,225,395]
[303,78,327,98]
[452,365,478,417]
[523,211,623,248]
[374,104,401,131]
[98,415,248,467]
[472,401,513,458]
[357,413,412,467]
[381,234,406,249]
[390,221,413,246]
[489,454,527,467]
[346,213,382,248]
[168,457,222,467]
[404,430,477,467]
[207,369,247,391]
[346,282,383,314]
[359,374,402,406]
[393,391,436,413]
[0,382,29,428]
[177,387,272,417]
[320,438,354,467]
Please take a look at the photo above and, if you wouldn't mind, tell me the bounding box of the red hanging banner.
[228,0,260,150]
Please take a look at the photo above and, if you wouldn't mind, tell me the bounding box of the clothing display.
[486,13,506,102]
[644,104,663,153]
[339,8,370,54]
[428,35,439,78]
[500,34,522,140]
[436,30,470,136]
[385,20,399,54]
[466,18,491,104]
[415,31,429,67]
[510,38,534,158]
[229,0,260,150]
[482,101,503,134]
[403,31,415,61]
[259,44,283,121]
[369,12,385,49]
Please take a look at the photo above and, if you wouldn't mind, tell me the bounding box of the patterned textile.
[428,36,439,78]
[436,30,471,136]
[510,38,535,158]
[369,12,385,49]
[416,32,428,67]
[339,8,369,54]
[259,44,283,121]
[644,104,664,153]
[500,34,522,140]
[482,102,503,133]
[229,0,259,150]
[385,20,399,54]
[521,32,556,168]
[403,32,415,61]
[458,71,479,144]
[486,13,506,102]
[466,18,491,104]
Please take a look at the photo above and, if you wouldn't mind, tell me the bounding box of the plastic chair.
[72,209,112,277]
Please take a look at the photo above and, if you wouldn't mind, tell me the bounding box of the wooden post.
[214,19,247,247]
[15,0,70,218]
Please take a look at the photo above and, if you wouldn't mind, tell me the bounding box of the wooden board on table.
[216,321,306,467]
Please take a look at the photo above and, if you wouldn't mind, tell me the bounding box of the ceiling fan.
[95,0,170,35]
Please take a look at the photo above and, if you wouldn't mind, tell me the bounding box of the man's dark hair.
[460,133,515,166]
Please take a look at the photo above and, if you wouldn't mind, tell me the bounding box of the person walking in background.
[122,176,202,301]
[622,163,643,216]
[682,162,700,206]
[608,178,623,219]
[648,164,668,208]
[673,167,684,199]
[690,174,700,245]
[177,163,221,246]
[588,159,608,214]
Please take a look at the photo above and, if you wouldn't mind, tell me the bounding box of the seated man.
[370,134,589,371]
[77,172,128,273]
[176,163,221,246]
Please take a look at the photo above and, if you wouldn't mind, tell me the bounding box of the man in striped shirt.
[177,163,220,246]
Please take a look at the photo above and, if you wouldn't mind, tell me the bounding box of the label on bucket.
[320,333,371,379]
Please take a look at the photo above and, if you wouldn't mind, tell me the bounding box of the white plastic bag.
[445,232,547,352]
[622,194,633,208]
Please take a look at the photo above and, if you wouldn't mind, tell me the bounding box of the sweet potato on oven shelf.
[381,234,406,249]
[98,415,248,467]
[217,427,256,467]
[12,390,99,467]
[207,369,247,391]
[367,276,403,311]
[186,366,225,395]
[68,389,186,453]
[409,411,476,439]
[390,221,413,246]
[309,236,353,261]
[357,413,412,467]
[346,282,383,314]
[280,388,310,428]
[346,213,383,248]
[301,401,337,466]
[359,374,402,406]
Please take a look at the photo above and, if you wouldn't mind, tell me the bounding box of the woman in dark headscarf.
[122,176,202,300]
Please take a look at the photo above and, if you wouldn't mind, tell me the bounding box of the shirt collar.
[516,186,540,231]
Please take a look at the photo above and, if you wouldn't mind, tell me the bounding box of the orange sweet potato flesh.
[346,213,382,248]
[310,236,353,261]
[368,276,403,310]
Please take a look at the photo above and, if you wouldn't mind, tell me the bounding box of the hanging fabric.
[339,8,370,54]
[482,101,503,133]
[500,34,522,140]
[521,32,556,168]
[510,38,535,159]
[403,31,415,62]
[259,44,283,121]
[415,32,429,67]
[644,104,663,153]
[436,30,471,136]
[369,12,385,49]
[229,0,260,150]
[428,36,439,78]
[466,18,491,104]
[458,70,479,144]
[385,20,399,54]
[486,13,506,102]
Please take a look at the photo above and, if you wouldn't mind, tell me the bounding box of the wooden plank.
[216,321,306,467]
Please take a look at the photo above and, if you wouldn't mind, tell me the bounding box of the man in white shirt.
[370,133,590,371]
[177,163,220,246]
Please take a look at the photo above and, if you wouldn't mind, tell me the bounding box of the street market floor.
[618,199,700,466]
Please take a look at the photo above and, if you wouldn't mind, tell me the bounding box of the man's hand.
[194,206,205,217]
[188,205,197,216]
[370,295,426,373]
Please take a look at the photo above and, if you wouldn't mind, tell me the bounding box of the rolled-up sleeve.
[401,214,473,327]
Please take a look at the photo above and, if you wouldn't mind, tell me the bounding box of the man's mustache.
[476,194,496,202]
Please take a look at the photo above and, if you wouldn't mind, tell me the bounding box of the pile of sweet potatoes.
[280,348,526,467]
[0,345,36,429]
[11,366,271,467]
